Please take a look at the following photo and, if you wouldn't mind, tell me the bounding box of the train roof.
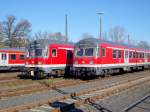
[29,39,74,48]
[76,38,150,51]
[0,47,26,52]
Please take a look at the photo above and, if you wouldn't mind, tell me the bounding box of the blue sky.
[0,0,150,43]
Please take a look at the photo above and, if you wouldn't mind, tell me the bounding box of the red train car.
[22,39,74,79]
[0,48,25,70]
[74,38,150,77]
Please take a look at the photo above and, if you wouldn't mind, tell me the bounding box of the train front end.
[22,41,49,79]
[73,38,101,77]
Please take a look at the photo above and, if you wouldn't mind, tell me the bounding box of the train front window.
[76,48,83,56]
[29,48,43,57]
[29,49,35,57]
[85,48,94,56]
[35,49,43,57]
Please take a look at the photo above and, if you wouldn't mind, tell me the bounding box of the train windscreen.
[35,48,43,57]
[75,47,96,57]
[28,48,43,57]
[76,48,84,56]
[85,48,94,56]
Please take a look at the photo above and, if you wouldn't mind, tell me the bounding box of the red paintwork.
[8,52,25,64]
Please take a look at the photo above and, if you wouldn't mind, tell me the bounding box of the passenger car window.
[118,50,122,58]
[2,53,7,60]
[129,52,132,58]
[11,54,16,60]
[20,55,25,60]
[113,50,117,58]
[52,49,57,57]
[102,48,106,57]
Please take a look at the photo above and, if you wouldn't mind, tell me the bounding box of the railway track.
[0,72,20,84]
[19,76,150,112]
[0,70,149,112]
[0,74,111,98]
[0,79,86,99]
[0,76,17,82]
[0,71,147,99]
[0,72,19,80]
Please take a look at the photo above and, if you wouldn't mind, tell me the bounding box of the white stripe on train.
[0,64,24,66]
[25,64,67,68]
[74,63,150,68]
[25,62,150,68]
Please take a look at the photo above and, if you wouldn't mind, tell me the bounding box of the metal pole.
[65,14,68,42]
[97,12,104,40]
[128,34,130,44]
[100,15,102,40]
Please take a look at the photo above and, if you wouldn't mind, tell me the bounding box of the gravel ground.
[0,89,63,108]
[57,71,149,94]
[0,83,41,92]
[0,71,149,110]
[0,72,19,77]
[76,81,150,112]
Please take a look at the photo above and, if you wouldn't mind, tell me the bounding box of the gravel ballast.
[0,71,149,110]
[77,81,150,112]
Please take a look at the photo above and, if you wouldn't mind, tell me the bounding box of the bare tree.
[49,32,66,41]
[1,15,31,47]
[34,31,49,39]
[138,41,150,49]
[34,31,67,42]
[0,23,3,47]
[109,26,126,43]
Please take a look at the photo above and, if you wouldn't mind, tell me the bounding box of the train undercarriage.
[18,66,72,79]
[73,64,150,78]
[18,64,150,79]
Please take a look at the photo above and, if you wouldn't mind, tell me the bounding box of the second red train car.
[74,38,150,77]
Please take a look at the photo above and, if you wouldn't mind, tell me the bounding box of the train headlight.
[25,62,29,65]
[74,61,78,64]
[38,61,43,65]
[90,61,94,64]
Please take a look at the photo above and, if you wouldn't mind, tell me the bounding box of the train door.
[0,53,8,66]
[51,48,57,64]
[66,50,73,65]
[124,50,129,64]
[144,53,147,63]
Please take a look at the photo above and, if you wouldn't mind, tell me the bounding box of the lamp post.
[65,14,68,42]
[96,12,104,40]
